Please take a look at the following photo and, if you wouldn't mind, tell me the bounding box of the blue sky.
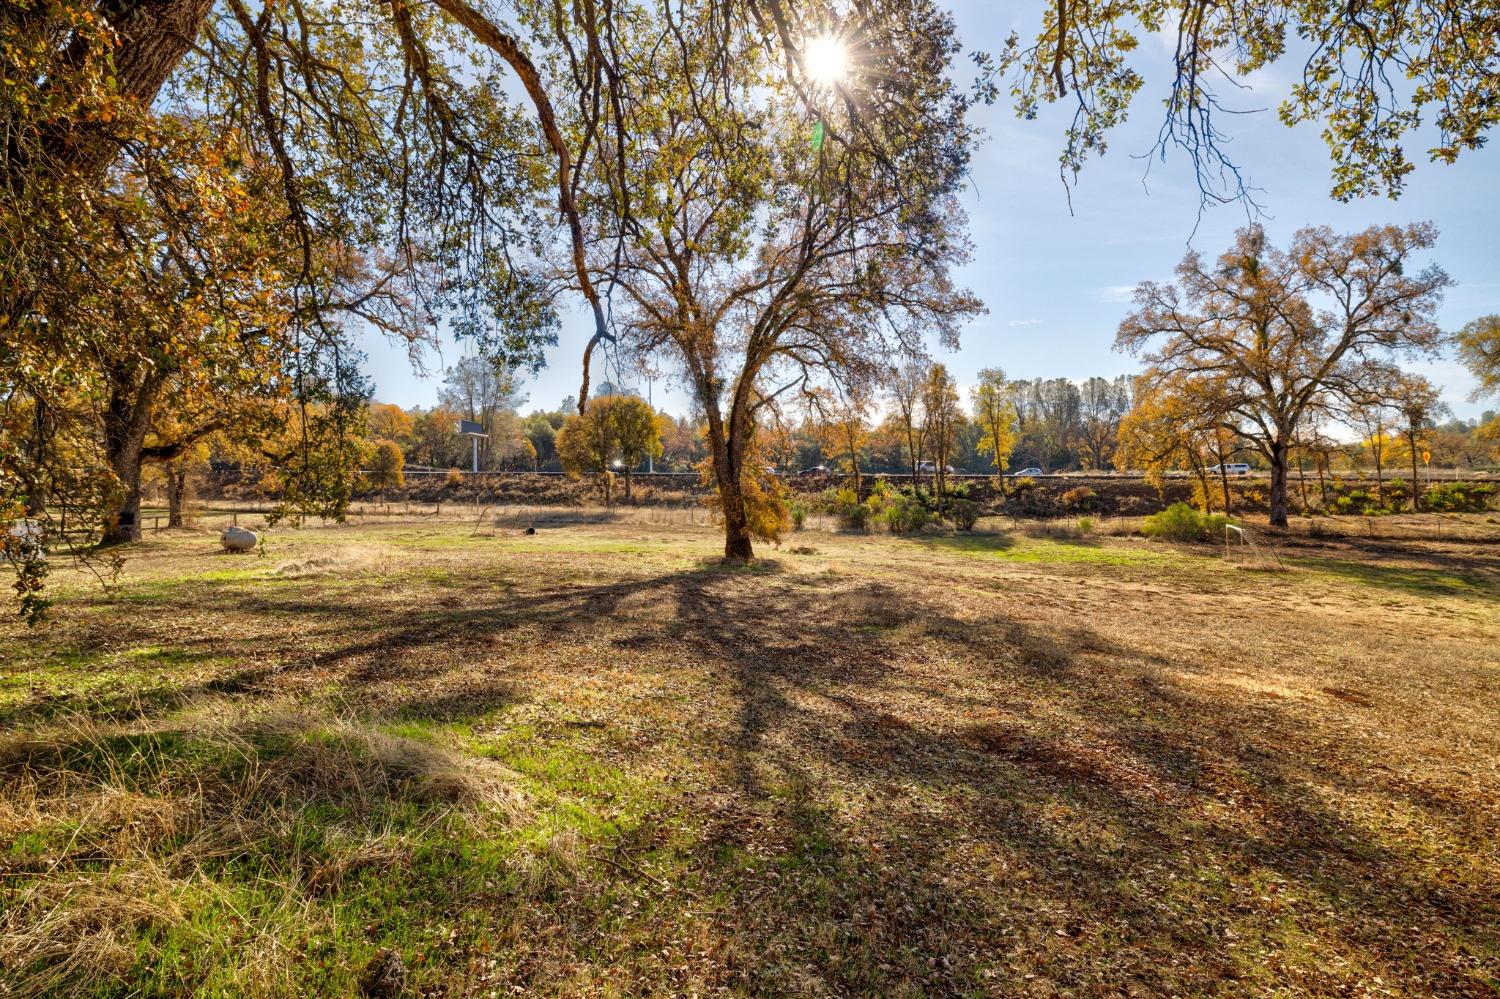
[357,2,1500,421]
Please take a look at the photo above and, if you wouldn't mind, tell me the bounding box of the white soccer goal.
[1224,524,1286,571]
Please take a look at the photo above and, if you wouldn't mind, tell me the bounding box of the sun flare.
[804,34,849,86]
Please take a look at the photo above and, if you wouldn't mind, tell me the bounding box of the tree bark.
[711,434,753,558]
[705,407,754,560]
[718,475,754,560]
[100,374,157,544]
[167,468,187,527]
[1409,431,1421,512]
[1268,440,1290,528]
[103,442,147,544]
[24,398,50,517]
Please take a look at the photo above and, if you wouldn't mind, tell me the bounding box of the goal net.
[1223,524,1285,571]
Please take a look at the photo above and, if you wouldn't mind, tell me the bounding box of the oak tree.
[568,1,983,557]
[1118,224,1449,527]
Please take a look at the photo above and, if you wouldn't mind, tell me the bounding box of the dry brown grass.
[2,514,1497,996]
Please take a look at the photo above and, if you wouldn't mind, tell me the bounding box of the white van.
[1207,463,1251,476]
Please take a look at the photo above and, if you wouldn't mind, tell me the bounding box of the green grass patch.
[1295,555,1498,598]
[919,533,1180,566]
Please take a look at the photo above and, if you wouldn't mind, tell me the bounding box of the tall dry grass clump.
[0,703,523,996]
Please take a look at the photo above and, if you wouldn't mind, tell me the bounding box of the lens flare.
[804,35,848,86]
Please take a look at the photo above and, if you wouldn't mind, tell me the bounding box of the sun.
[803,34,849,87]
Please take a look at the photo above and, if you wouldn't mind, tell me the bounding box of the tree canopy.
[998,0,1500,207]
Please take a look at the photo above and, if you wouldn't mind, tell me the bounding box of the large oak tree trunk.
[718,475,754,560]
[99,368,161,544]
[706,407,754,560]
[1268,440,1290,529]
[102,440,147,544]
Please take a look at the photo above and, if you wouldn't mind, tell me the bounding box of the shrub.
[838,503,870,531]
[1334,488,1389,516]
[1076,516,1095,534]
[1423,482,1497,513]
[741,475,793,542]
[949,499,980,531]
[879,493,930,534]
[790,502,808,531]
[947,482,971,500]
[1141,502,1234,543]
[444,467,465,489]
[829,486,869,531]
[1383,478,1410,504]
[1060,486,1097,511]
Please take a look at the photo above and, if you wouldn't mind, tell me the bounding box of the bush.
[741,475,793,542]
[444,467,465,489]
[1060,486,1097,511]
[1141,502,1234,543]
[947,482,971,500]
[1076,516,1095,534]
[949,499,980,531]
[790,502,808,531]
[839,503,870,531]
[829,486,869,531]
[878,493,930,534]
[1423,482,1497,513]
[1334,489,1389,516]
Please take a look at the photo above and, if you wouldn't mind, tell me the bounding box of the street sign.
[456,420,488,472]
[1422,450,1431,465]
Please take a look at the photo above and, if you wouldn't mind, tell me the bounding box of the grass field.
[2,513,1497,997]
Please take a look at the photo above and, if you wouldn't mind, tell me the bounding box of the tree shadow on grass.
[9,554,1497,995]
[1293,554,1498,599]
[297,564,1496,995]
[716,636,1494,994]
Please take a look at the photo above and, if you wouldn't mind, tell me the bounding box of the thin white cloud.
[1096,285,1137,304]
[1008,318,1043,327]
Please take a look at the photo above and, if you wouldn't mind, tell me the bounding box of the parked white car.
[1009,467,1044,477]
[1206,463,1252,476]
